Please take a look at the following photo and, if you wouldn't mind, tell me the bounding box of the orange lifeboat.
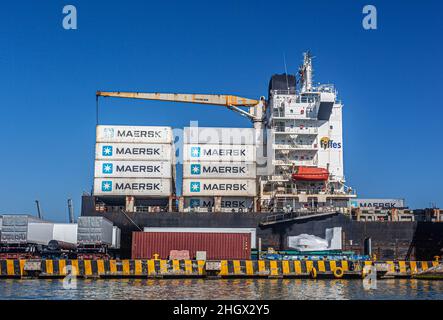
[292,166,329,181]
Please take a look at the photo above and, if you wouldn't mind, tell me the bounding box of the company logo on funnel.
[102,146,113,156]
[191,147,201,158]
[102,163,113,174]
[190,164,201,175]
[190,182,201,192]
[101,181,112,192]
[320,137,342,150]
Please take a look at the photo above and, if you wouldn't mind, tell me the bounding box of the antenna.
[68,199,75,223]
[283,53,289,90]
[35,200,43,220]
[300,51,314,93]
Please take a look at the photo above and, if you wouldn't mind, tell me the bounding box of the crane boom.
[96,91,259,107]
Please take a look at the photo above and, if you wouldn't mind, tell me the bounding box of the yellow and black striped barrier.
[0,259,205,278]
[384,260,440,277]
[219,259,351,277]
[217,260,440,278]
[0,259,440,279]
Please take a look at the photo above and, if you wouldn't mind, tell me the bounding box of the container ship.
[79,52,443,261]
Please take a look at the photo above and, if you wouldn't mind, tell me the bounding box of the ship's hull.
[81,196,443,260]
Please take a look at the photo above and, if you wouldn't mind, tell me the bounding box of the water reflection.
[0,278,442,300]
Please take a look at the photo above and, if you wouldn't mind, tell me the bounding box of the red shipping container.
[131,232,251,260]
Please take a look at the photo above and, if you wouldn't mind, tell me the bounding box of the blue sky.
[0,0,442,221]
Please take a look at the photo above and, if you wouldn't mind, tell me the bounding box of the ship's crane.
[96,91,266,130]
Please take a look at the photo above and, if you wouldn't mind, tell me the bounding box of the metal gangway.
[259,207,338,226]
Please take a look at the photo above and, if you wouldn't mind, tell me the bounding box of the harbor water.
[0,279,442,300]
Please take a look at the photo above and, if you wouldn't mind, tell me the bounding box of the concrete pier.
[0,259,439,279]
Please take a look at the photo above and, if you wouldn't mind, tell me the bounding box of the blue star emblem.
[102,146,113,156]
[191,147,201,158]
[190,182,200,192]
[102,163,113,174]
[190,164,201,175]
[101,181,112,192]
[190,199,200,208]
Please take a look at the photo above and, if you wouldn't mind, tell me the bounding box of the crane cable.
[96,95,100,126]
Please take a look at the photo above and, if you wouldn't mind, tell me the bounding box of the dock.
[413,263,443,280]
[0,259,440,279]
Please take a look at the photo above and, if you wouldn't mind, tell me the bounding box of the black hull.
[81,196,443,260]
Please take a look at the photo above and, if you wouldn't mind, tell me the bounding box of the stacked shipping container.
[182,127,257,212]
[93,125,175,197]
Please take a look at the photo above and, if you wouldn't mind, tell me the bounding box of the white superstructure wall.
[316,103,344,182]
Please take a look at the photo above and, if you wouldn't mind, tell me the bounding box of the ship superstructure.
[259,52,356,212]
[92,52,355,214]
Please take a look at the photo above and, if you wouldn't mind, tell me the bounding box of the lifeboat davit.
[292,166,329,181]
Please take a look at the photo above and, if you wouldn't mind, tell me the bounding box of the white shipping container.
[184,127,257,145]
[96,125,173,144]
[95,143,172,161]
[27,222,55,246]
[94,160,172,178]
[143,227,257,249]
[53,223,78,246]
[183,162,256,178]
[77,216,113,246]
[350,198,406,209]
[183,144,256,162]
[182,179,256,196]
[94,178,172,196]
[0,215,46,244]
[184,197,254,210]
[26,222,78,247]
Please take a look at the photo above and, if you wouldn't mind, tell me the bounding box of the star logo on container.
[190,164,201,175]
[102,163,113,174]
[190,199,200,208]
[190,182,200,192]
[102,146,113,156]
[191,146,201,158]
[103,128,115,139]
[101,181,112,192]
